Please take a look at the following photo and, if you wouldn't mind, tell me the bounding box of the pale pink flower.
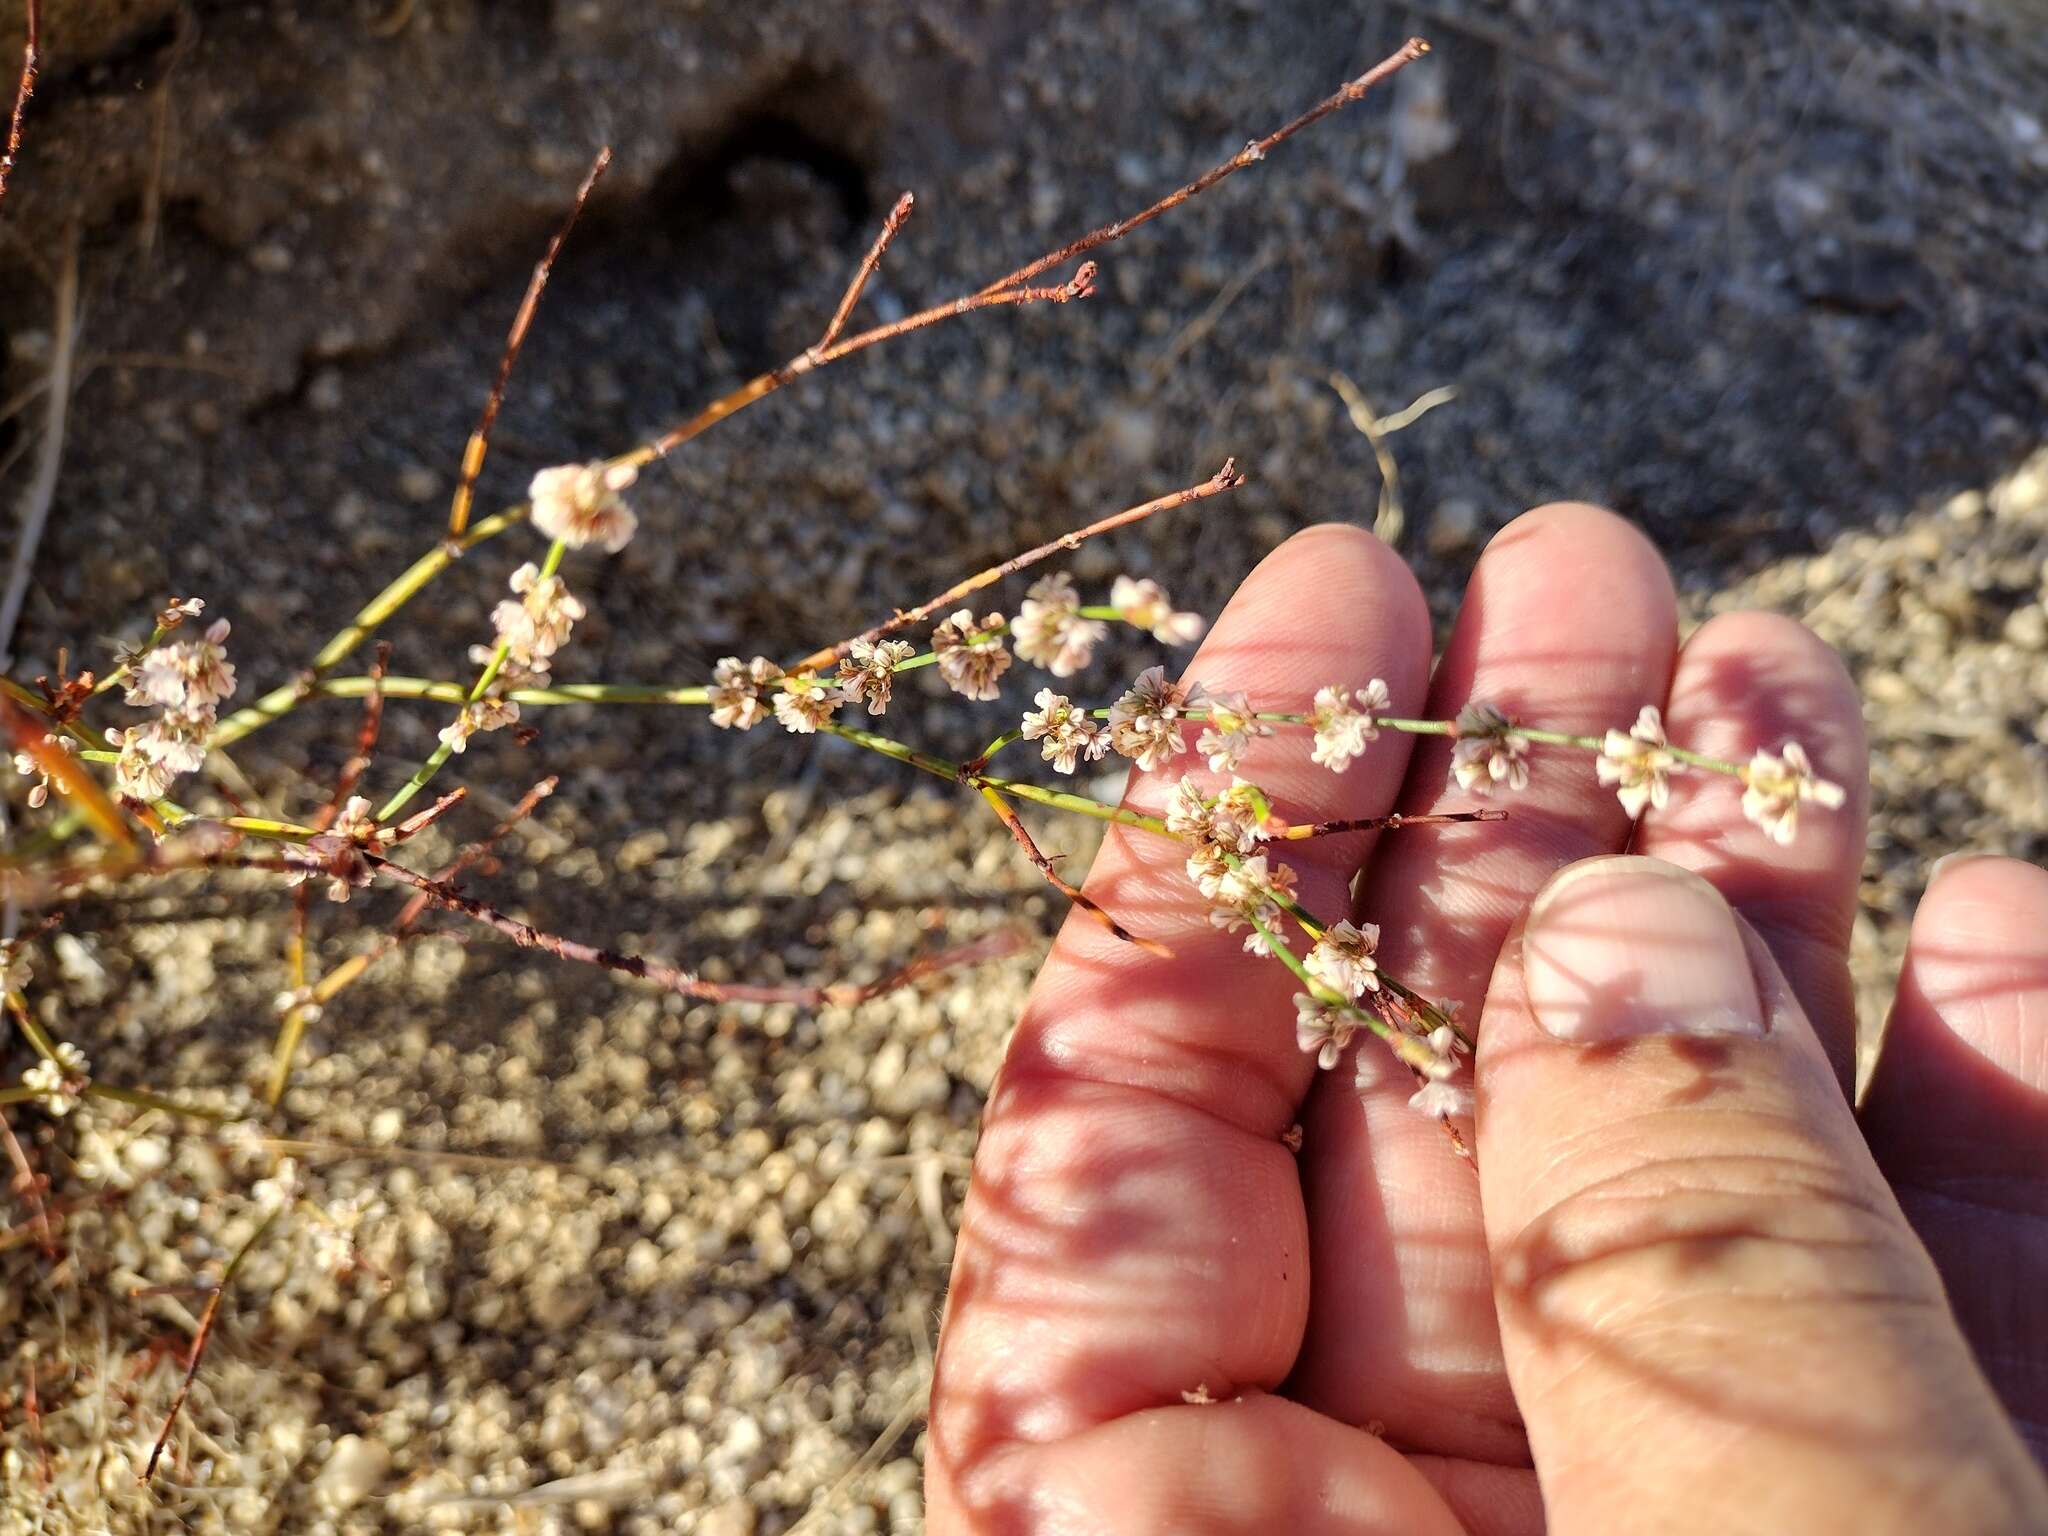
[1741,740,1846,846]
[491,563,586,668]
[1019,688,1106,774]
[1407,1077,1474,1120]
[1450,700,1530,795]
[1111,576,1205,645]
[438,697,519,753]
[13,733,71,810]
[1305,920,1382,1000]
[709,656,783,731]
[529,461,639,552]
[772,674,841,734]
[132,618,237,713]
[1012,574,1108,677]
[1195,691,1271,773]
[1108,665,1206,771]
[1597,704,1679,817]
[1294,995,1359,1070]
[836,638,916,714]
[933,610,1012,701]
[1309,679,1391,774]
[1211,779,1275,848]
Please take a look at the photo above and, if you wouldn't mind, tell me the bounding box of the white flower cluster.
[442,561,591,754]
[110,610,237,801]
[1450,700,1529,795]
[1309,680,1392,774]
[837,638,916,714]
[11,731,72,809]
[1020,689,1108,773]
[1108,666,1207,771]
[1596,704,1678,816]
[1111,576,1205,645]
[21,1041,90,1117]
[1741,740,1846,846]
[1170,776,1293,955]
[1013,574,1108,676]
[934,610,1013,701]
[528,461,639,552]
[284,795,378,903]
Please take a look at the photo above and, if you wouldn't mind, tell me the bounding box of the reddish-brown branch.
[384,786,466,845]
[446,146,612,539]
[638,264,1096,463]
[1275,807,1506,840]
[979,787,1168,957]
[815,190,915,354]
[366,851,1018,1008]
[979,38,1429,295]
[0,0,37,218]
[793,458,1243,673]
[293,646,391,985]
[0,1106,54,1259]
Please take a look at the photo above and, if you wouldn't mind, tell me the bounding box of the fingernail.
[1523,856,1765,1043]
[1929,850,1997,884]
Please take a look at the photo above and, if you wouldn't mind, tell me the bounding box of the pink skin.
[926,507,2048,1532]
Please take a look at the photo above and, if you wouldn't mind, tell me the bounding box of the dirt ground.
[1,1,2045,1531]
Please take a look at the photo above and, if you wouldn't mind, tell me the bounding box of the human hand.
[925,506,2048,1533]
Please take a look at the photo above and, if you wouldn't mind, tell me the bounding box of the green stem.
[86,1083,236,1123]
[375,538,566,821]
[209,506,528,750]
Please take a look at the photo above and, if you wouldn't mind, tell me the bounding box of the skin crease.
[925,508,2048,1535]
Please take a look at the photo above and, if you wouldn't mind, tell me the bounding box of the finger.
[1632,610,1869,1089]
[1293,502,1678,1460]
[1480,855,2048,1532]
[1863,855,2048,1459]
[928,524,1433,1528]
[937,1394,1462,1535]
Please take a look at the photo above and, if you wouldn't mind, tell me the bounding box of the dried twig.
[980,38,1429,294]
[0,0,37,217]
[365,851,1018,1008]
[0,1105,53,1257]
[814,190,915,355]
[979,785,1169,956]
[266,777,557,1105]
[1275,807,1504,840]
[793,459,1244,673]
[447,147,611,539]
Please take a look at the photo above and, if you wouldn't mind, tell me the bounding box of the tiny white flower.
[1012,574,1109,677]
[1407,1077,1474,1120]
[1111,576,1206,645]
[772,674,841,734]
[1596,704,1679,818]
[1450,700,1530,795]
[1309,679,1391,774]
[1294,995,1359,1070]
[1194,690,1271,773]
[491,562,585,668]
[836,638,916,714]
[1107,665,1206,771]
[22,1042,88,1116]
[709,656,782,731]
[933,610,1013,701]
[528,460,639,552]
[1740,740,1846,846]
[1019,688,1106,773]
[438,697,519,754]
[1305,920,1382,1000]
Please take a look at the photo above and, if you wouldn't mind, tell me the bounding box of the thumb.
[1476,855,2047,1535]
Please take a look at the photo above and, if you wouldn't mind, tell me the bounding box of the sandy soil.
[1,1,2045,1530]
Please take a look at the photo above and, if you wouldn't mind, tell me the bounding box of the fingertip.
[1490,502,1677,618]
[1891,853,2048,1093]
[1223,521,1430,693]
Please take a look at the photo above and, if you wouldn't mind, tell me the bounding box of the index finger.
[928,523,1433,1523]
